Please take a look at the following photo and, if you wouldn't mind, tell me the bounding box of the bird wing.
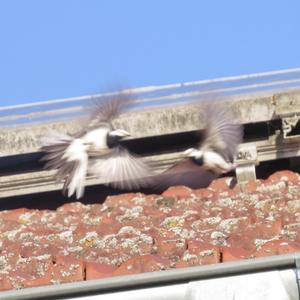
[152,159,218,191]
[40,88,136,198]
[41,132,88,199]
[200,102,243,161]
[84,91,135,132]
[88,146,153,190]
[40,131,74,167]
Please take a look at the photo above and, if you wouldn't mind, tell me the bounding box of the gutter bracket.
[281,114,300,139]
[234,144,258,184]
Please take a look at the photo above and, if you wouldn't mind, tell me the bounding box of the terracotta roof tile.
[258,242,300,260]
[85,262,118,280]
[221,246,253,262]
[176,242,220,268]
[1,170,300,291]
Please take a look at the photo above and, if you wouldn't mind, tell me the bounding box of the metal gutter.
[1,253,300,300]
[70,270,297,300]
[1,66,300,113]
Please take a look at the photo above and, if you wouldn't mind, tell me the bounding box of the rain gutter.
[0,253,300,300]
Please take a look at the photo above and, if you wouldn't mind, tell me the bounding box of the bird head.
[107,129,131,148]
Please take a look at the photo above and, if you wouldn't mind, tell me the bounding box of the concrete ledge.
[2,89,300,156]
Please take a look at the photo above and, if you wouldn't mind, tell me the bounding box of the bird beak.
[110,129,131,138]
[120,130,131,137]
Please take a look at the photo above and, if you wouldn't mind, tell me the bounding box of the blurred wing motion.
[40,90,137,199]
[200,102,243,161]
[153,159,217,192]
[153,100,243,191]
[89,147,153,190]
[41,133,88,199]
[85,92,134,131]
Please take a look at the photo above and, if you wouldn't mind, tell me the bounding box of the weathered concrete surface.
[0,151,183,197]
[2,88,300,198]
[2,89,300,156]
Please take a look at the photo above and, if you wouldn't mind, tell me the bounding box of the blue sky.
[0,0,300,105]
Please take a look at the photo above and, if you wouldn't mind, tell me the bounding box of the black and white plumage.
[185,102,243,173]
[155,101,243,190]
[40,93,151,199]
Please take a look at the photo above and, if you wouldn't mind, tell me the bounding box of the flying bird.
[40,92,152,199]
[154,101,243,190]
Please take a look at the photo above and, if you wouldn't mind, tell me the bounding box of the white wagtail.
[155,100,243,189]
[40,92,151,199]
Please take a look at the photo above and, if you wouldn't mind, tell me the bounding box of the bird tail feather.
[40,131,88,199]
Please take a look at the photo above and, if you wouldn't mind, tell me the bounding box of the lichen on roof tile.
[1,170,300,291]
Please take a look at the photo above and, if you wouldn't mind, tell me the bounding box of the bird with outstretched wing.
[154,100,243,191]
[40,91,152,199]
